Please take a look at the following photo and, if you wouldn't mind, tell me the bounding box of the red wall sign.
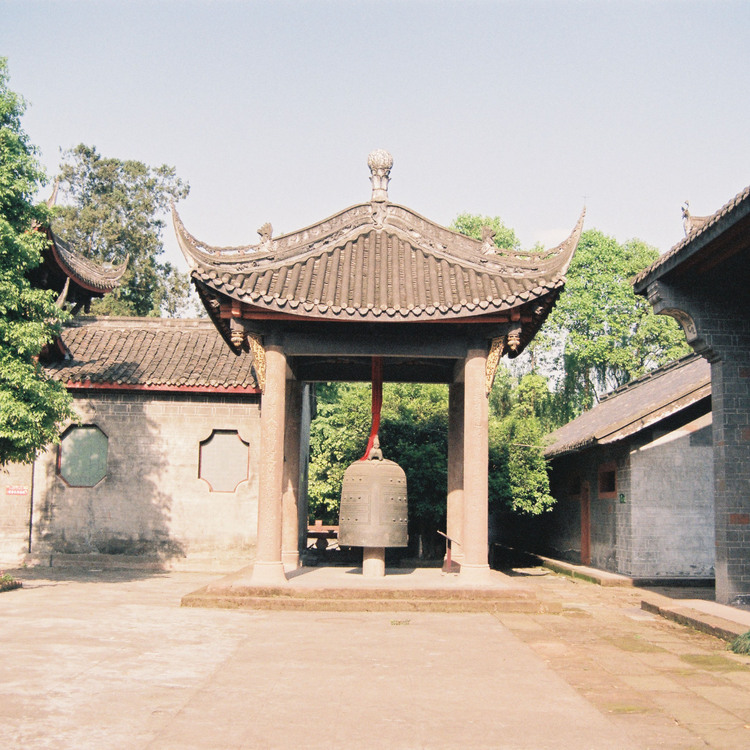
[5,486,29,496]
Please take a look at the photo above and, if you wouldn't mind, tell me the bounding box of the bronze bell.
[338,439,408,549]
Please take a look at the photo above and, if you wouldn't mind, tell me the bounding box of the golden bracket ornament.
[247,333,266,393]
[485,337,505,395]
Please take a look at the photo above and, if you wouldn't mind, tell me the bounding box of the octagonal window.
[199,430,250,492]
[59,425,108,487]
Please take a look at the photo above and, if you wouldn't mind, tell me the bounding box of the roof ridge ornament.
[368,149,393,203]
[257,222,273,253]
[481,226,496,254]
[681,200,710,237]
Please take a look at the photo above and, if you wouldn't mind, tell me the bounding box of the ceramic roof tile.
[174,204,585,323]
[545,354,710,458]
[45,318,258,390]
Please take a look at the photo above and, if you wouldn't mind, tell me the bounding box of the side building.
[0,317,310,571]
[531,354,713,581]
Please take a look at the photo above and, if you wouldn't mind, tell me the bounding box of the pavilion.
[173,151,583,585]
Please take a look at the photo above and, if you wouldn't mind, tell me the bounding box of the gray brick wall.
[648,281,750,602]
[29,390,262,569]
[545,423,713,579]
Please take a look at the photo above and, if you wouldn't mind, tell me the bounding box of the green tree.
[489,371,554,515]
[53,144,190,317]
[307,382,371,523]
[450,213,521,250]
[307,382,451,556]
[541,229,690,416]
[0,58,73,464]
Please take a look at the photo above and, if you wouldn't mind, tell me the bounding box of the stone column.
[447,382,465,566]
[251,343,288,586]
[460,347,491,581]
[282,379,303,570]
[297,383,313,556]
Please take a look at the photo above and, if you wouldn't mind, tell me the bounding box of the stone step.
[181,588,559,613]
[201,584,536,601]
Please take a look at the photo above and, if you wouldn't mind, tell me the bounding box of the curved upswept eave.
[171,203,266,269]
[49,232,129,293]
[522,206,585,278]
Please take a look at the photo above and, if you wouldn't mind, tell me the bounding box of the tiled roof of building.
[174,203,584,324]
[544,354,710,458]
[633,183,750,291]
[44,318,259,392]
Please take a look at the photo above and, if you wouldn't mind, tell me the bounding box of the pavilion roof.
[174,202,584,324]
[172,153,583,356]
[43,317,259,392]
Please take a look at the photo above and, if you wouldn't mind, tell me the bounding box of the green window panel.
[59,425,108,487]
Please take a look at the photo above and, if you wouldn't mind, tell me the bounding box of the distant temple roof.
[30,184,128,312]
[545,354,710,459]
[173,151,584,358]
[633,184,750,293]
[43,318,259,393]
[37,229,128,303]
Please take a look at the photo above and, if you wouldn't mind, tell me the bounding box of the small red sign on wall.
[5,486,28,496]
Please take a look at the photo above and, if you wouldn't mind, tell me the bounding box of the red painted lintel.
[65,381,260,395]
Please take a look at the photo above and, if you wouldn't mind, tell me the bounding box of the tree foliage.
[308,383,371,523]
[541,229,690,415]
[0,59,73,464]
[450,213,521,250]
[53,144,191,317]
[489,371,555,516]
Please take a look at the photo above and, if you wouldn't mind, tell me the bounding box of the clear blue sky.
[3,0,749,267]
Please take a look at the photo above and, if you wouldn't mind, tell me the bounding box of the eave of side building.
[43,317,260,395]
[633,184,750,294]
[544,354,711,459]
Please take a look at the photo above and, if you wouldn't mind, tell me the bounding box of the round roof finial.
[368,149,393,202]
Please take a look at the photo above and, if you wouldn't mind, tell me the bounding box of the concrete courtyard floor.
[2,565,750,749]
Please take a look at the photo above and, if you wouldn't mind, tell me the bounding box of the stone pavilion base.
[181,565,554,613]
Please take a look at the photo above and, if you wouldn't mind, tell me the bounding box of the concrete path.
[1,566,749,749]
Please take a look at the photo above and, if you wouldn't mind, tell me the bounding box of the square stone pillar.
[251,343,288,586]
[460,348,491,581]
[712,353,750,604]
[282,379,303,570]
[447,382,465,565]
